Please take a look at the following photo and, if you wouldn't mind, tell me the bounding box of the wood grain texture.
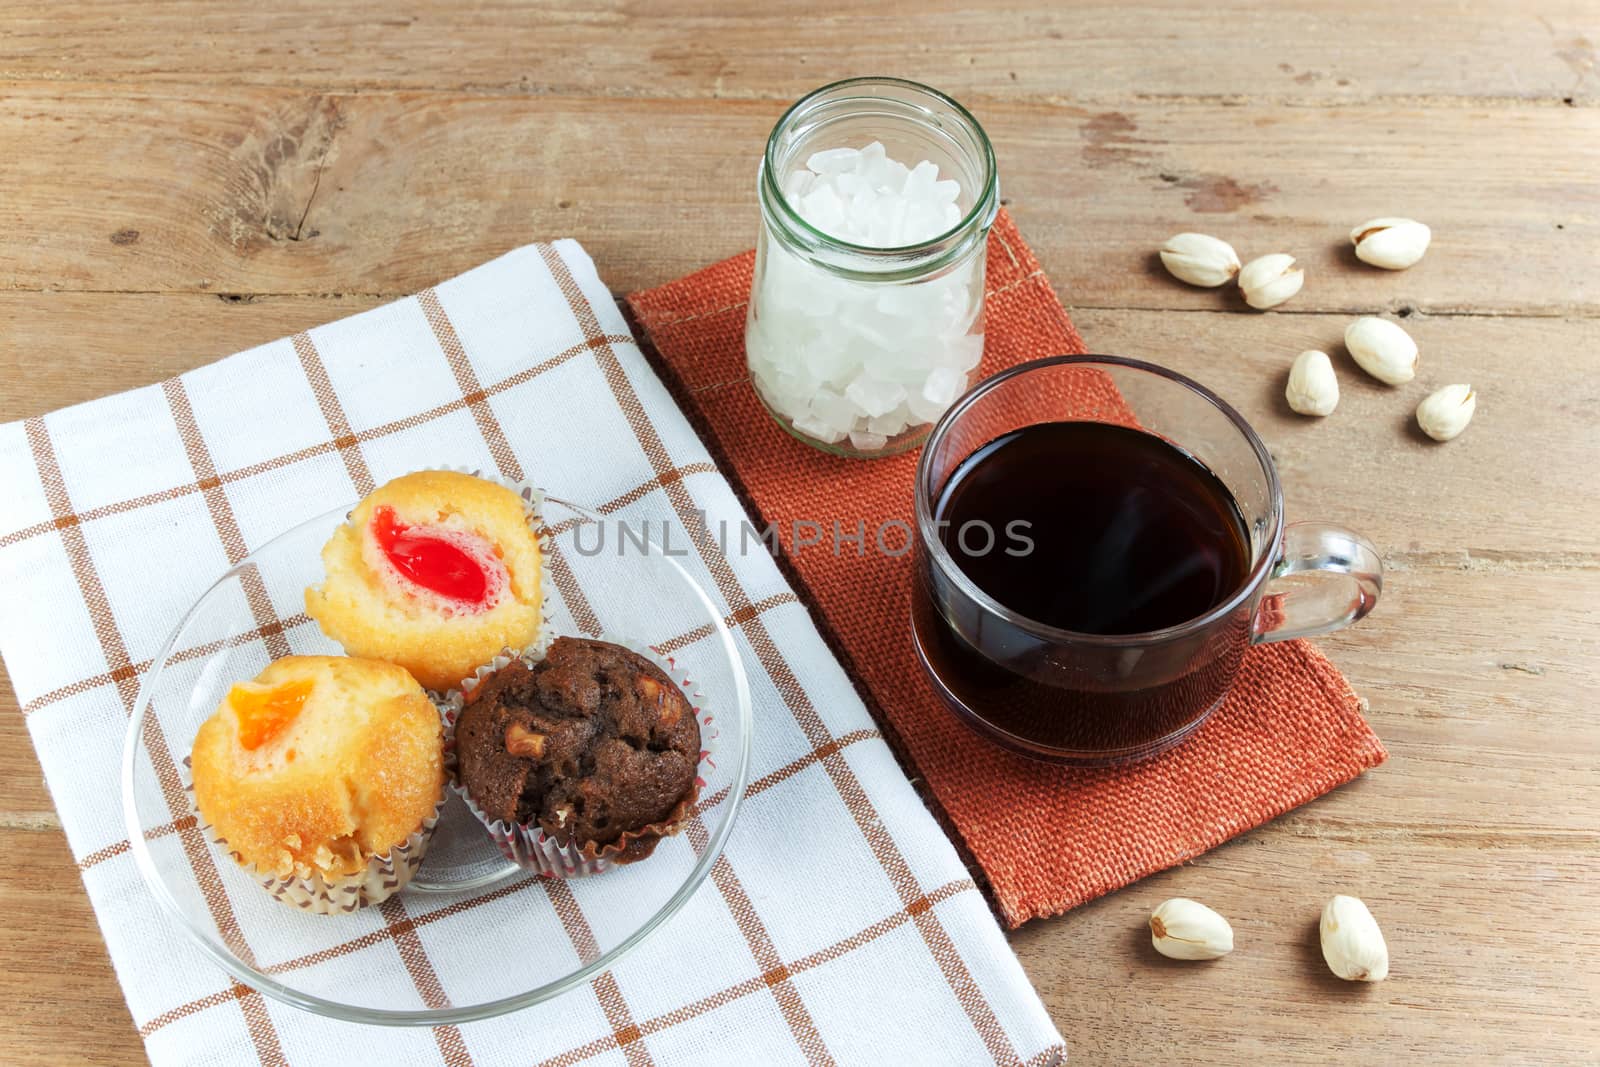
[2,86,1597,315]
[0,821,142,1067]
[1009,835,1600,1063]
[2,1,1597,1064]
[1,1,1596,104]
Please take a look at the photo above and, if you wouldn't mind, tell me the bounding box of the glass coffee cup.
[910,355,1382,764]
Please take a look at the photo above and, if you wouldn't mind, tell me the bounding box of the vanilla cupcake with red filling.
[306,470,543,692]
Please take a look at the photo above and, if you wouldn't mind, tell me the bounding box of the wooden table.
[2,3,1596,1063]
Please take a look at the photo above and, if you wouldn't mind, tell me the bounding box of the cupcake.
[305,470,544,692]
[189,655,445,912]
[454,637,701,870]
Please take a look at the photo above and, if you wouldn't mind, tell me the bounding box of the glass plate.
[121,497,752,1025]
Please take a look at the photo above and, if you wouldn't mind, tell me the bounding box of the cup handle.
[1251,521,1382,644]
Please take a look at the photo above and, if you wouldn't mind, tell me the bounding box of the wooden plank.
[0,825,141,1066]
[1,86,1596,315]
[0,702,52,826]
[1065,308,1600,559]
[2,1,1595,104]
[5,295,1597,557]
[1009,834,1600,1063]
[1314,566,1600,836]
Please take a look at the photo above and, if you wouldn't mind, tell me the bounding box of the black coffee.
[934,421,1249,634]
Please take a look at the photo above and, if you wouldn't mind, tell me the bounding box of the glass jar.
[746,77,999,458]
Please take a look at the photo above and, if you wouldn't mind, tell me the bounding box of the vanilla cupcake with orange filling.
[189,655,444,912]
[306,470,544,692]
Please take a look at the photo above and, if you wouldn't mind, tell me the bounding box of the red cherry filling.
[371,506,490,605]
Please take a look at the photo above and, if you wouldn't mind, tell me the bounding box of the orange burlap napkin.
[627,210,1387,927]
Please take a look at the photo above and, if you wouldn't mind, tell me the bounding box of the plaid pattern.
[0,241,1065,1066]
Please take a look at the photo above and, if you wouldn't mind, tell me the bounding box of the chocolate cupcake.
[454,637,701,871]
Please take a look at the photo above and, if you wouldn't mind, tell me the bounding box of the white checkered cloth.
[0,240,1066,1067]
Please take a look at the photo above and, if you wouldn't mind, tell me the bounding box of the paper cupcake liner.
[438,634,714,879]
[182,757,447,915]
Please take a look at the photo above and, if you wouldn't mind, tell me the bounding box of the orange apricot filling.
[230,679,314,750]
